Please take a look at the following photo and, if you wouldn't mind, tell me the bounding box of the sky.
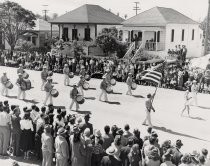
[0,0,208,22]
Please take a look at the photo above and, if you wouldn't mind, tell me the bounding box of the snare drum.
[106,86,113,94]
[76,95,85,104]
[5,81,13,89]
[69,72,74,78]
[23,72,29,79]
[50,89,59,97]
[131,82,137,90]
[82,82,89,90]
[85,74,91,81]
[20,82,27,91]
[110,78,116,86]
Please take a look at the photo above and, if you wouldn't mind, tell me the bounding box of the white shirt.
[30,110,39,122]
[20,119,34,131]
[0,112,11,126]
[160,161,176,166]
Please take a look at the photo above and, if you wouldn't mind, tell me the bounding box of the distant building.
[49,4,124,42]
[3,19,59,49]
[121,7,203,57]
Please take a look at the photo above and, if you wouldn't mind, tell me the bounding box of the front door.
[138,32,142,41]
[72,29,78,40]
[84,28,90,41]
[63,28,68,41]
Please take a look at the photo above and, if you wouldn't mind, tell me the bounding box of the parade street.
[1,66,210,165]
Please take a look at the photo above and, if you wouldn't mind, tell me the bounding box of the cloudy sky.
[2,0,209,22]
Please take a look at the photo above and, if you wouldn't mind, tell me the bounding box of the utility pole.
[204,0,210,55]
[42,5,49,21]
[133,2,140,15]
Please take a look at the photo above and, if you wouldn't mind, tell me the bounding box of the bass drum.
[82,82,89,90]
[23,79,31,90]
[50,89,59,98]
[76,95,85,104]
[85,74,91,81]
[110,79,116,86]
[131,82,137,90]
[69,72,74,78]
[5,81,13,89]
[106,86,113,94]
[48,71,53,77]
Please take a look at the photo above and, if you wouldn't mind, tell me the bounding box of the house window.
[157,31,160,42]
[181,29,185,41]
[171,29,174,42]
[192,29,195,40]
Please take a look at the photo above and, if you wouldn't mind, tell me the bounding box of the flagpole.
[151,84,158,104]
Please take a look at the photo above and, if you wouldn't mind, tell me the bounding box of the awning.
[119,26,165,32]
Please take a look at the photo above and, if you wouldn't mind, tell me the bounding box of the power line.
[42,5,49,21]
[133,2,141,15]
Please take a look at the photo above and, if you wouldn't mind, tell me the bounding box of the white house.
[121,7,203,58]
[49,4,124,42]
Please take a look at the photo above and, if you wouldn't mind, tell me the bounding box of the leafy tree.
[0,1,36,54]
[52,13,58,19]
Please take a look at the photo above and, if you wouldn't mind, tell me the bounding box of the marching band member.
[41,65,48,90]
[17,64,24,75]
[126,73,133,95]
[181,89,192,117]
[191,80,198,106]
[63,64,70,86]
[99,77,108,102]
[69,85,79,111]
[43,77,54,106]
[142,93,156,127]
[16,73,26,100]
[1,72,9,96]
[77,76,85,97]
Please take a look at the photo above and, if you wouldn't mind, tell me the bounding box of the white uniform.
[63,67,70,86]
[1,75,8,96]
[43,82,53,105]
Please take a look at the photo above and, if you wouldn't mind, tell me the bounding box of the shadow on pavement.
[6,95,17,99]
[71,110,91,114]
[132,95,145,98]
[84,97,96,100]
[52,82,58,84]
[23,99,39,104]
[89,87,97,90]
[111,92,123,95]
[153,125,210,142]
[54,106,66,109]
[198,106,210,110]
[9,156,41,165]
[105,101,121,105]
[189,116,206,121]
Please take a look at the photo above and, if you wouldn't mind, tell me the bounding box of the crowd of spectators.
[0,101,209,166]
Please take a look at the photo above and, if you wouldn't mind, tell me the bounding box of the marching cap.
[18,73,23,76]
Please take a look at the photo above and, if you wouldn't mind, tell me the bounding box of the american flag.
[141,61,166,85]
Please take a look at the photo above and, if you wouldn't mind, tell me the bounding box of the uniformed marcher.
[126,73,133,95]
[77,75,85,97]
[41,65,48,90]
[1,72,9,96]
[43,77,54,106]
[16,73,26,100]
[99,77,108,102]
[142,93,156,127]
[69,85,79,111]
[63,64,70,86]
[17,64,24,75]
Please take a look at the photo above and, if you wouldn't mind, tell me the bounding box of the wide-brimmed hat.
[57,127,66,135]
[106,147,117,156]
[176,139,183,147]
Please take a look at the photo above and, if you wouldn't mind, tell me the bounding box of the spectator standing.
[102,125,114,151]
[171,140,184,166]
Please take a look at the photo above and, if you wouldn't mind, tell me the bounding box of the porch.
[120,26,166,51]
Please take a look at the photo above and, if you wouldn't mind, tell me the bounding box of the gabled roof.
[122,7,198,27]
[33,19,59,31]
[49,4,124,25]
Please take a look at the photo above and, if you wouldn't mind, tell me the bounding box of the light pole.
[204,0,210,55]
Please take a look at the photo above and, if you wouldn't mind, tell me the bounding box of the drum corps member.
[43,77,54,106]
[142,93,156,127]
[99,77,108,102]
[126,73,133,95]
[191,80,198,106]
[41,65,48,90]
[63,64,70,86]
[69,85,79,111]
[77,76,85,97]
[17,64,24,74]
[1,72,9,96]
[181,90,192,117]
[16,73,26,100]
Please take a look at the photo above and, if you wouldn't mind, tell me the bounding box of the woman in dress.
[20,112,34,159]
